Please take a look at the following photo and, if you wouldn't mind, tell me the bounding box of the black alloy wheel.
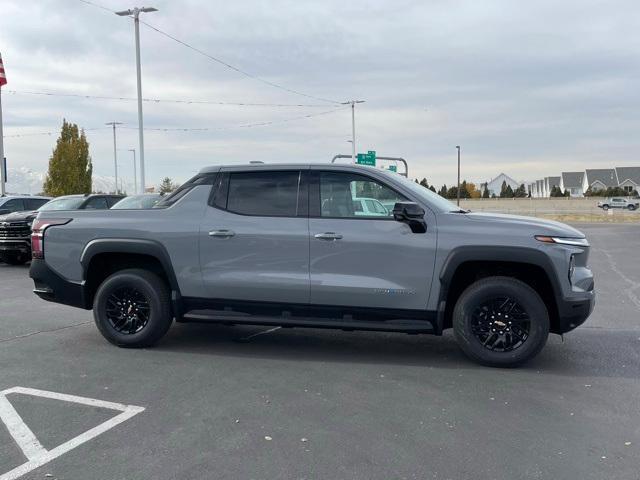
[470,296,531,352]
[105,287,151,334]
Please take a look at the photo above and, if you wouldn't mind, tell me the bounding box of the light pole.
[341,100,365,162]
[456,145,461,206]
[128,149,137,194]
[106,122,123,193]
[116,6,158,195]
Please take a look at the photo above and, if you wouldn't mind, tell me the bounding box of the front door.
[309,170,436,311]
[199,169,310,304]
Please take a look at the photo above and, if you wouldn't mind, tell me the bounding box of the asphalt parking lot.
[1,224,639,480]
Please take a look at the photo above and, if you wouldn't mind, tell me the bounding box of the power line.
[4,89,331,108]
[2,126,110,138]
[3,106,346,138]
[75,0,342,105]
[121,106,347,132]
[140,20,342,105]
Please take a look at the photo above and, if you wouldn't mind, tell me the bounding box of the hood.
[0,210,39,223]
[464,212,585,238]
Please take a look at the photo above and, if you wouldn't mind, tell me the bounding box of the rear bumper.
[29,259,90,309]
[555,291,595,333]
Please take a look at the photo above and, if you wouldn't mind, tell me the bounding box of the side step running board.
[181,309,434,333]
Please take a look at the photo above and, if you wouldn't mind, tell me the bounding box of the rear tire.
[628,205,636,211]
[93,269,173,347]
[453,276,549,367]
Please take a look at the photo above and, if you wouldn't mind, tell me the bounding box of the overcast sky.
[1,0,638,189]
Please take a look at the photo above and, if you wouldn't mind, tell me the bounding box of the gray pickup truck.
[29,164,595,366]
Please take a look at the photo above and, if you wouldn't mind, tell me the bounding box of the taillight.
[31,218,72,259]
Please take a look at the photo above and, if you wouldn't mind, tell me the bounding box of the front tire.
[453,276,549,367]
[93,269,172,347]
[602,204,609,210]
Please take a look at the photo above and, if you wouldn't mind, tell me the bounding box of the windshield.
[380,171,463,212]
[111,195,161,209]
[38,197,85,211]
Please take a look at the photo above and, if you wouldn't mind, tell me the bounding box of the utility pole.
[116,6,158,194]
[106,122,123,193]
[129,149,137,194]
[341,100,365,162]
[456,145,461,206]
[0,52,8,196]
[0,88,5,197]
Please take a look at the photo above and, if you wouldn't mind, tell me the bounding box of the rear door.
[308,170,437,311]
[199,168,310,304]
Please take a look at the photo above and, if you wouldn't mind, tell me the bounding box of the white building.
[483,173,519,197]
[615,167,640,194]
[582,168,618,193]
[560,172,585,197]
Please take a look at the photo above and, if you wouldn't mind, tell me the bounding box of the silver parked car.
[597,197,639,210]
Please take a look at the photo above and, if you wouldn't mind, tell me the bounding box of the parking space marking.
[0,387,144,480]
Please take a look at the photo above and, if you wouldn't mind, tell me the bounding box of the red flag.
[0,53,7,87]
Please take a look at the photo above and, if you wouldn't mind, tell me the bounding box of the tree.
[499,180,510,198]
[429,185,437,193]
[438,184,448,198]
[42,120,92,196]
[482,186,490,198]
[550,185,565,197]
[514,184,527,198]
[158,177,178,194]
[419,178,429,188]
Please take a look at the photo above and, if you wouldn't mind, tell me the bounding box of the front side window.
[25,199,49,210]
[319,172,407,218]
[225,171,302,217]
[2,199,24,211]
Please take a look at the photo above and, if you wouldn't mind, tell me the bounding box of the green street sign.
[356,151,376,166]
[388,165,397,172]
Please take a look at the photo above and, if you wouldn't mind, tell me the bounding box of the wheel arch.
[437,246,562,334]
[80,239,182,316]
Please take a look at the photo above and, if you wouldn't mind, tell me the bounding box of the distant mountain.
[4,167,137,195]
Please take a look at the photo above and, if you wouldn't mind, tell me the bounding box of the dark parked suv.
[0,195,51,215]
[0,194,123,265]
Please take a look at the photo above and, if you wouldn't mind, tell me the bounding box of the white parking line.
[0,387,145,480]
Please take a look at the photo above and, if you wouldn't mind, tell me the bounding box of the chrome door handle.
[209,229,235,238]
[314,232,343,241]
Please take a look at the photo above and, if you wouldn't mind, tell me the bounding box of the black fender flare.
[80,238,182,314]
[435,246,562,333]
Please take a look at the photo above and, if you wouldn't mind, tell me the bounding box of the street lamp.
[456,146,461,207]
[128,149,137,194]
[341,100,365,162]
[105,121,123,193]
[115,6,158,194]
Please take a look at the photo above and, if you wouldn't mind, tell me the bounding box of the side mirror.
[392,202,427,233]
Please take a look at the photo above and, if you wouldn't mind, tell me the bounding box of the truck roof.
[198,163,376,174]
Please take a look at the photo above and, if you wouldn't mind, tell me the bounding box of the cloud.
[0,0,638,190]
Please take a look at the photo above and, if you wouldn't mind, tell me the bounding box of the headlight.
[535,235,589,247]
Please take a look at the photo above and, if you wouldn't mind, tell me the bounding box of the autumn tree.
[42,120,92,196]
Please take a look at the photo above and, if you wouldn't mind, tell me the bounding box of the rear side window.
[84,197,109,210]
[225,171,302,217]
[106,197,123,208]
[25,199,48,210]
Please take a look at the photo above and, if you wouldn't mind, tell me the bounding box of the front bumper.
[0,239,30,255]
[555,291,595,333]
[29,259,90,309]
